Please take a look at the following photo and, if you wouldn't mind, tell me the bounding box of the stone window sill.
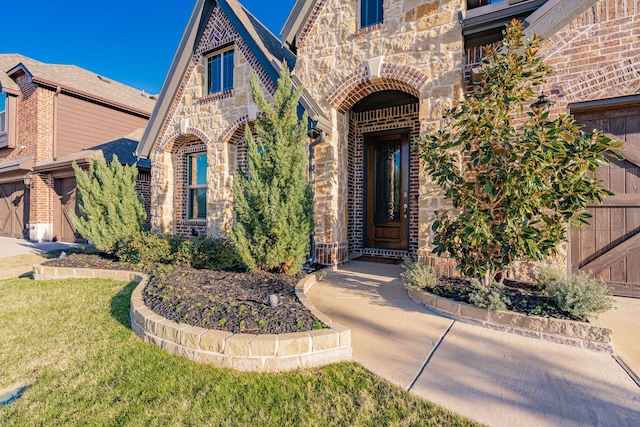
[355,23,383,37]
[199,90,234,104]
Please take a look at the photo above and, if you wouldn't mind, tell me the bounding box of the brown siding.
[55,94,148,158]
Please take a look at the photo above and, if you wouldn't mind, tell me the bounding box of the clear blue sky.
[1,0,296,94]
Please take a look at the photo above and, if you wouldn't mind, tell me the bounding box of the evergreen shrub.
[468,279,510,311]
[541,269,613,318]
[400,257,439,291]
[71,155,146,254]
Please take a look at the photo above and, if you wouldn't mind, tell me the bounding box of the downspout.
[308,130,325,263]
[53,86,61,160]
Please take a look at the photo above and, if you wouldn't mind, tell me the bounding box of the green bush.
[545,271,613,318]
[400,257,439,291]
[537,266,567,290]
[189,236,244,271]
[468,279,510,311]
[116,232,173,265]
[71,155,146,254]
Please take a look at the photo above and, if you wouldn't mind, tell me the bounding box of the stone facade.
[150,4,274,238]
[292,0,465,265]
[150,0,639,279]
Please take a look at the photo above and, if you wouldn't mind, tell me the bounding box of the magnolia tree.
[71,154,146,253]
[414,21,621,287]
[231,65,313,275]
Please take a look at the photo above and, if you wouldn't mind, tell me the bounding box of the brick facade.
[0,60,152,242]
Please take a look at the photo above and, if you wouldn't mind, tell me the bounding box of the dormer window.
[0,93,6,134]
[361,0,384,29]
[207,48,234,95]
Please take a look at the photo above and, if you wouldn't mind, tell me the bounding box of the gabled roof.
[281,0,317,50]
[34,128,150,172]
[0,54,155,116]
[137,0,296,158]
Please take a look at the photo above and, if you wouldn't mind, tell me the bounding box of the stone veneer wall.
[150,4,274,238]
[293,0,465,266]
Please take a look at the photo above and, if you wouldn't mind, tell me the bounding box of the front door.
[366,132,409,249]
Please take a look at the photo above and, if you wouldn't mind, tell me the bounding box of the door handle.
[403,203,408,218]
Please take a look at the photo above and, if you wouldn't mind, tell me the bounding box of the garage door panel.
[573,107,640,296]
[0,182,26,238]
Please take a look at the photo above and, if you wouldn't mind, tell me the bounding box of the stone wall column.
[207,141,234,238]
[313,112,349,265]
[150,152,175,234]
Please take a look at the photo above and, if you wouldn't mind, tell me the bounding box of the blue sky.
[1,0,296,94]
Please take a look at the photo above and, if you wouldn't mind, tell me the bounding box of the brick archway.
[326,63,427,113]
[159,127,211,154]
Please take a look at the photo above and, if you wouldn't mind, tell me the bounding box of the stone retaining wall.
[408,289,613,353]
[33,265,352,372]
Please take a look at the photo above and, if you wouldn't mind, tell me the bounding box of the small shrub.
[400,257,439,291]
[116,232,172,264]
[546,272,613,318]
[537,266,566,290]
[468,279,510,311]
[189,236,244,271]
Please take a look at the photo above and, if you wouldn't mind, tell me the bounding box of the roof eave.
[523,0,600,40]
[33,77,152,118]
[281,0,317,48]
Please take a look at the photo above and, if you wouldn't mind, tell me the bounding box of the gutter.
[308,130,325,263]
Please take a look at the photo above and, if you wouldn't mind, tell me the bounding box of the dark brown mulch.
[43,253,326,334]
[431,276,583,321]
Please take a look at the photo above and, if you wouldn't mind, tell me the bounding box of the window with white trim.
[0,92,6,134]
[361,0,384,29]
[207,48,235,94]
[187,153,207,219]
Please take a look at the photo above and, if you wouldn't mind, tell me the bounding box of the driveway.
[0,236,81,258]
[309,261,640,427]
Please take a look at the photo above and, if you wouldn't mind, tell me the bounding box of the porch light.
[530,92,556,111]
[23,173,33,189]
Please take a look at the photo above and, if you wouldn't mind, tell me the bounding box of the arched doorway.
[344,89,420,258]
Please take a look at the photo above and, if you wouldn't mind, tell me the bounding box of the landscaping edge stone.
[33,264,352,372]
[407,288,614,353]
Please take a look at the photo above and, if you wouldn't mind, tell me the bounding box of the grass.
[0,275,478,426]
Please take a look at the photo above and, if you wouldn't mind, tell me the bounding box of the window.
[467,0,505,10]
[188,153,207,219]
[361,0,384,29]
[0,92,6,134]
[207,48,234,94]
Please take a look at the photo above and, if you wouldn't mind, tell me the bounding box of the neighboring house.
[0,54,155,242]
[137,0,640,295]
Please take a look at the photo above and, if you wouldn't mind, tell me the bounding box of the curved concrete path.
[308,261,640,427]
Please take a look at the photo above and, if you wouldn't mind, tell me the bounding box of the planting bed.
[44,253,323,334]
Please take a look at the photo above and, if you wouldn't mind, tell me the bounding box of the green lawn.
[0,276,477,426]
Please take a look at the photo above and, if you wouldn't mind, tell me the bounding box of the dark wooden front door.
[54,178,81,243]
[366,132,410,249]
[0,182,28,238]
[571,106,640,297]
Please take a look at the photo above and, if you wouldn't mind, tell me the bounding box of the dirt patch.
[44,253,325,334]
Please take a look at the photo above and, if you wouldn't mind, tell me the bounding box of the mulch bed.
[43,253,326,334]
[430,276,583,321]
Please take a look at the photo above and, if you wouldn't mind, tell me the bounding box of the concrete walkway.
[309,261,640,427]
[0,236,81,258]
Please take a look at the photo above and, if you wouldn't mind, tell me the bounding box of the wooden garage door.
[571,106,640,297]
[0,181,28,239]
[54,178,82,243]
